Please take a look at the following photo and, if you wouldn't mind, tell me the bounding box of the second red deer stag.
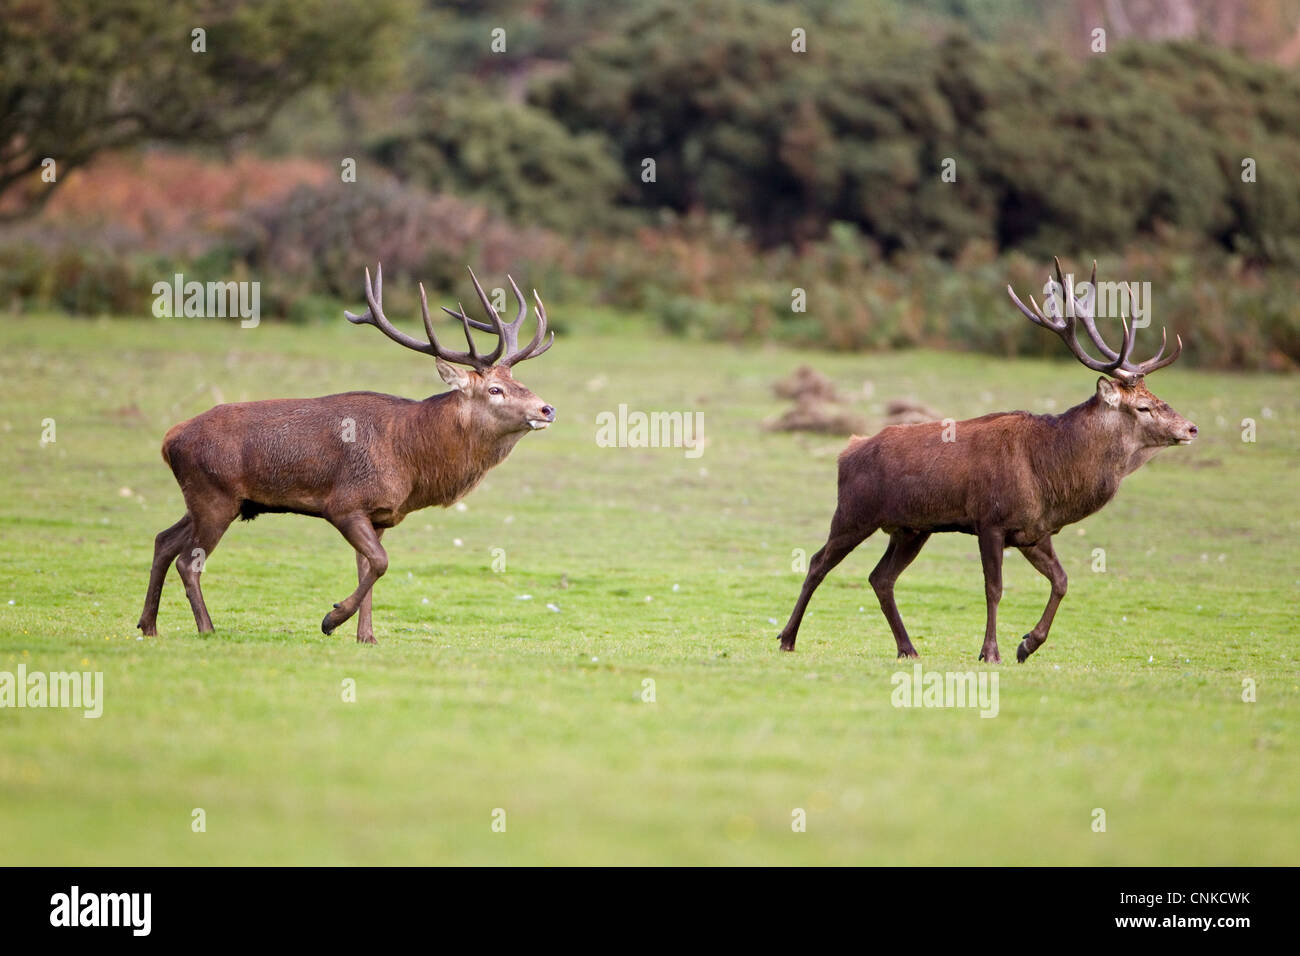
[778,259,1197,663]
[138,265,555,644]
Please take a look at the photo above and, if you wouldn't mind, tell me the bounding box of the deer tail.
[160,420,189,468]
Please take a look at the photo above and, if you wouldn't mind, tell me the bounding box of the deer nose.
[540,405,555,422]
[1188,423,1198,436]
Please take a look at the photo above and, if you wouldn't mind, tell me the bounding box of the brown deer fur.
[138,266,555,644]
[777,260,1197,663]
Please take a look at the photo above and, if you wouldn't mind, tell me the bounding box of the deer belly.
[865,470,972,531]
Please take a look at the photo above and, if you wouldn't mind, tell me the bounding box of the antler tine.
[508,275,528,332]
[1012,258,1185,383]
[1116,284,1183,377]
[1134,328,1183,376]
[1073,259,1119,361]
[458,273,528,342]
[1104,295,1141,385]
[1143,325,1169,367]
[1052,255,1119,360]
[1054,257,1070,318]
[348,264,554,371]
[437,272,508,366]
[1118,295,1137,366]
[1009,280,1123,376]
[344,263,437,356]
[418,286,490,369]
[453,272,554,368]
[464,267,508,365]
[498,276,550,366]
[456,300,483,363]
[1050,256,1091,320]
[508,288,554,364]
[1109,318,1136,383]
[1007,285,1059,330]
[1028,293,1060,328]
[1063,303,1126,375]
[528,290,555,359]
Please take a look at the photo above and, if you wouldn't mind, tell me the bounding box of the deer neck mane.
[1031,395,1138,519]
[1058,393,1147,459]
[398,392,526,508]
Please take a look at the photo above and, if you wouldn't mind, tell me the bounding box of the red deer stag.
[777,259,1196,663]
[138,265,555,644]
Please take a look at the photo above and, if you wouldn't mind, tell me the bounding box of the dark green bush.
[370,93,626,233]
[537,1,1300,262]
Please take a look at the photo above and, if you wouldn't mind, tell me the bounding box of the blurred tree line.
[11,0,1293,259]
[2,0,1297,367]
[450,1,1300,263]
[0,0,408,219]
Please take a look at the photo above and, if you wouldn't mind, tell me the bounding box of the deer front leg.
[1016,536,1067,662]
[355,528,385,645]
[977,529,1005,663]
[322,514,387,638]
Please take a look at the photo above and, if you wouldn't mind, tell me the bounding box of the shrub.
[538,2,1300,262]
[370,93,626,233]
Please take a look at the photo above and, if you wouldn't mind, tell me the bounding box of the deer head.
[345,264,556,436]
[1008,258,1197,456]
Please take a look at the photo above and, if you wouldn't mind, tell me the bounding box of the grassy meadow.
[0,310,1296,865]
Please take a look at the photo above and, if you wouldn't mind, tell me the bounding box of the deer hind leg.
[778,509,875,652]
[977,528,1005,663]
[355,527,386,645]
[322,514,387,638]
[175,500,238,634]
[1016,536,1067,663]
[138,514,192,636]
[868,529,931,659]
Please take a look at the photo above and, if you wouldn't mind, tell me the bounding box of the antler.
[440,268,554,368]
[1007,257,1182,384]
[345,263,553,371]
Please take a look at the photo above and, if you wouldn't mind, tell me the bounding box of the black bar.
[0,866,1284,942]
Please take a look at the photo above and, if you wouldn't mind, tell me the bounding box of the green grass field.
[1,311,1296,865]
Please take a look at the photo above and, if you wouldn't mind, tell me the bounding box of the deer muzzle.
[528,404,556,430]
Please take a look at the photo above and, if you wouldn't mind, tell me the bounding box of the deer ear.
[1096,376,1122,408]
[437,359,472,391]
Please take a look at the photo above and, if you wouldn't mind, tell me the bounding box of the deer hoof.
[1016,639,1033,663]
[321,612,338,636]
[357,634,377,645]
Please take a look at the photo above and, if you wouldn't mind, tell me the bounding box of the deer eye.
[1136,405,1152,413]
[488,386,503,396]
